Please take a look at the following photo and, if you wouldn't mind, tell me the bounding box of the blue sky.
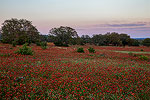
[0,0,150,37]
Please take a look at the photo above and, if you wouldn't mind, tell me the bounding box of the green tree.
[0,18,40,45]
[49,26,79,46]
[108,32,122,46]
[127,38,140,46]
[142,38,150,47]
[119,34,130,46]
[92,34,107,46]
[81,35,91,44]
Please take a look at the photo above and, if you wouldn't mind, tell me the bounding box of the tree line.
[0,18,150,47]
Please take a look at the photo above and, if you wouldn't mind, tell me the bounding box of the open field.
[0,43,150,99]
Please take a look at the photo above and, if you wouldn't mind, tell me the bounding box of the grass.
[113,50,150,54]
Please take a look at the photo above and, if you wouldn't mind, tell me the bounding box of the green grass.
[113,50,150,54]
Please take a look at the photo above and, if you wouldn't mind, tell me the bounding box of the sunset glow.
[0,0,150,37]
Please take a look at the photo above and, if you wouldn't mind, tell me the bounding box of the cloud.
[107,23,146,27]
[89,23,148,28]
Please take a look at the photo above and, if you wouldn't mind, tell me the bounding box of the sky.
[0,0,150,38]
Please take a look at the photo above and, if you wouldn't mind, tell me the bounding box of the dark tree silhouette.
[142,38,150,47]
[1,18,40,45]
[49,26,79,46]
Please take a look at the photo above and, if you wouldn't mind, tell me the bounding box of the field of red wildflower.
[0,43,150,99]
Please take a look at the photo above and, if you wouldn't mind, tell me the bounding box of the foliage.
[141,49,144,51]
[91,32,131,46]
[54,42,69,47]
[0,53,11,57]
[139,55,149,60]
[119,34,130,46]
[127,39,140,46]
[88,47,95,53]
[92,34,107,46]
[81,35,91,44]
[49,26,79,46]
[15,43,33,55]
[128,52,134,56]
[1,18,40,45]
[12,41,16,47]
[39,35,49,42]
[40,41,47,49]
[142,38,150,47]
[107,32,122,46]
[77,47,84,53]
[36,41,41,46]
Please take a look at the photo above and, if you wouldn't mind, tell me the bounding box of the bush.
[15,43,33,55]
[141,49,144,51]
[142,38,150,47]
[88,47,95,53]
[12,41,16,47]
[139,55,149,60]
[36,42,41,46]
[128,52,133,56]
[54,42,69,47]
[40,41,47,49]
[77,47,84,53]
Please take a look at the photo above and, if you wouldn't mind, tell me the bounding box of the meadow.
[0,43,150,99]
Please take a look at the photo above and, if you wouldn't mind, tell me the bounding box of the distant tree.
[0,32,2,42]
[127,38,140,46]
[119,34,130,46]
[92,34,107,46]
[142,38,150,47]
[49,26,79,46]
[81,35,91,44]
[107,32,122,46]
[40,35,48,42]
[0,18,40,45]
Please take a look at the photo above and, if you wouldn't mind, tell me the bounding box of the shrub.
[15,43,33,55]
[128,52,133,56]
[88,47,95,53]
[40,41,47,49]
[139,55,149,60]
[36,42,41,46]
[77,47,84,53]
[142,38,150,47]
[0,53,11,57]
[141,49,144,51]
[54,42,69,47]
[12,41,16,47]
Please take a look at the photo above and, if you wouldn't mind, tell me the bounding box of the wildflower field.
[0,43,150,99]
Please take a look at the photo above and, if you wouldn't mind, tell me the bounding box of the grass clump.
[40,41,47,49]
[128,52,134,56]
[0,53,11,57]
[141,49,144,51]
[88,47,95,53]
[15,43,33,55]
[139,55,149,60]
[12,41,16,47]
[77,47,84,53]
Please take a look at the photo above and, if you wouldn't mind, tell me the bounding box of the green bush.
[139,55,149,60]
[12,41,16,47]
[88,47,95,53]
[0,53,11,57]
[40,41,47,49]
[54,42,69,47]
[36,42,41,46]
[141,49,144,51]
[15,43,33,55]
[77,47,84,53]
[128,52,133,56]
[142,38,150,47]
